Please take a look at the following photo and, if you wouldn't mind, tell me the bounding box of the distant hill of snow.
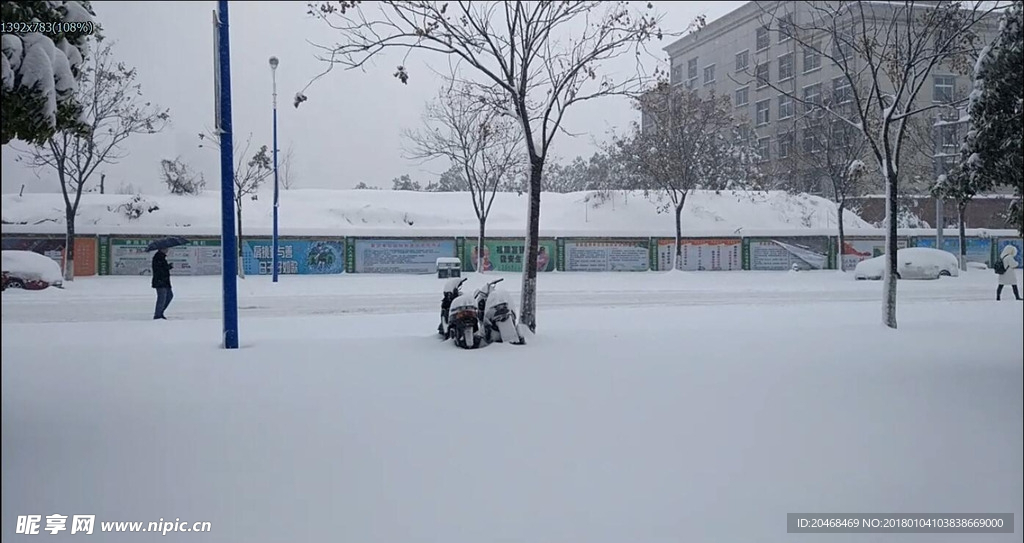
[0,188,947,238]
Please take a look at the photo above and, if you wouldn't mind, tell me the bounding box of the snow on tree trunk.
[236,204,245,279]
[477,219,486,275]
[519,158,543,333]
[883,168,898,329]
[958,202,967,271]
[673,201,685,272]
[837,203,846,273]
[63,207,75,282]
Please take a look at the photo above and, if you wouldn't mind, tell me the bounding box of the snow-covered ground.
[3,270,1022,542]
[1,188,875,237]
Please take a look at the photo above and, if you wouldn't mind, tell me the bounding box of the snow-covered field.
[1,188,875,237]
[3,270,1022,542]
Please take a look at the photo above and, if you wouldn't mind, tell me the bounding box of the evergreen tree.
[958,1,1022,235]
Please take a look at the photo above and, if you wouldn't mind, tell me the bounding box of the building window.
[933,75,955,103]
[778,131,794,158]
[757,136,771,162]
[756,99,770,126]
[778,52,794,81]
[833,76,852,104]
[735,50,749,73]
[803,82,822,113]
[939,124,959,153]
[777,13,794,43]
[833,31,853,61]
[704,64,716,85]
[735,86,749,107]
[778,94,793,119]
[671,64,683,84]
[755,62,770,89]
[688,57,698,81]
[756,26,770,51]
[736,123,751,144]
[802,126,820,153]
[803,43,822,73]
[833,121,853,149]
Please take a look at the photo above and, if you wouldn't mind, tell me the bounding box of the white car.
[1,250,65,290]
[854,247,960,280]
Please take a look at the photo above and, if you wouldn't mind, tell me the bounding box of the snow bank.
[1,249,63,284]
[2,189,879,237]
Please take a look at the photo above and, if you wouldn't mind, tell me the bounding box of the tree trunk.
[478,218,486,274]
[837,202,846,272]
[882,169,898,329]
[518,157,543,333]
[236,202,245,278]
[957,201,967,271]
[64,207,76,282]
[674,202,684,271]
[100,173,105,195]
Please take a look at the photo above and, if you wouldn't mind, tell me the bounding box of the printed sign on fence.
[242,239,345,275]
[841,237,909,271]
[563,239,649,272]
[353,238,455,274]
[914,237,992,266]
[656,238,742,271]
[108,238,222,276]
[747,237,830,270]
[1,237,98,276]
[464,239,557,272]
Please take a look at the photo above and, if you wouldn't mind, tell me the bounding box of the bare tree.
[612,82,754,270]
[782,98,873,271]
[405,85,523,272]
[199,130,272,278]
[753,0,996,328]
[300,0,682,333]
[17,39,169,281]
[161,156,206,195]
[280,144,297,189]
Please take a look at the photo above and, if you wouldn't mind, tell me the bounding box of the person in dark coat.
[152,248,174,319]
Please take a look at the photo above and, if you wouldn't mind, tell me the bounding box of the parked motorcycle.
[436,276,524,348]
[448,291,483,349]
[438,277,469,337]
[473,278,525,345]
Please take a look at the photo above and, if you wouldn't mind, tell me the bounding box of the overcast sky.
[1,0,745,195]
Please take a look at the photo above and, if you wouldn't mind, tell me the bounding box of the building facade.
[660,1,998,197]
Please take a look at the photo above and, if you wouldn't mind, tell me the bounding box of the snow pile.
[1,189,876,237]
[1,250,63,284]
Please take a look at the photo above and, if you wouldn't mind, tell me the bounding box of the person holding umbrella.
[151,248,173,319]
[147,237,187,319]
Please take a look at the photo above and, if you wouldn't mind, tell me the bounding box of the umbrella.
[145,237,190,252]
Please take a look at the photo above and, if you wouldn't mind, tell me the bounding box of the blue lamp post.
[269,55,280,282]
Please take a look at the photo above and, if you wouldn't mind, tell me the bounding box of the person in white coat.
[996,244,1021,301]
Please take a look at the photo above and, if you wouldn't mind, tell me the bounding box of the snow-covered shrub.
[109,194,158,220]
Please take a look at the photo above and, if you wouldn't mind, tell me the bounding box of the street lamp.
[269,56,280,282]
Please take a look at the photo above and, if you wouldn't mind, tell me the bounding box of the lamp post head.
[269,56,279,70]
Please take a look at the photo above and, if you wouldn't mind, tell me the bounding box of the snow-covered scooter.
[447,290,483,349]
[473,278,525,345]
[438,277,469,337]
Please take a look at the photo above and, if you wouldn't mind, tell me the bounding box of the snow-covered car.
[1,250,64,290]
[853,247,960,280]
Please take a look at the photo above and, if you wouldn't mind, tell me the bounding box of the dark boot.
[1014,285,1022,301]
[997,285,1004,301]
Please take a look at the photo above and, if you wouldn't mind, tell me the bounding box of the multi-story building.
[660,1,998,196]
